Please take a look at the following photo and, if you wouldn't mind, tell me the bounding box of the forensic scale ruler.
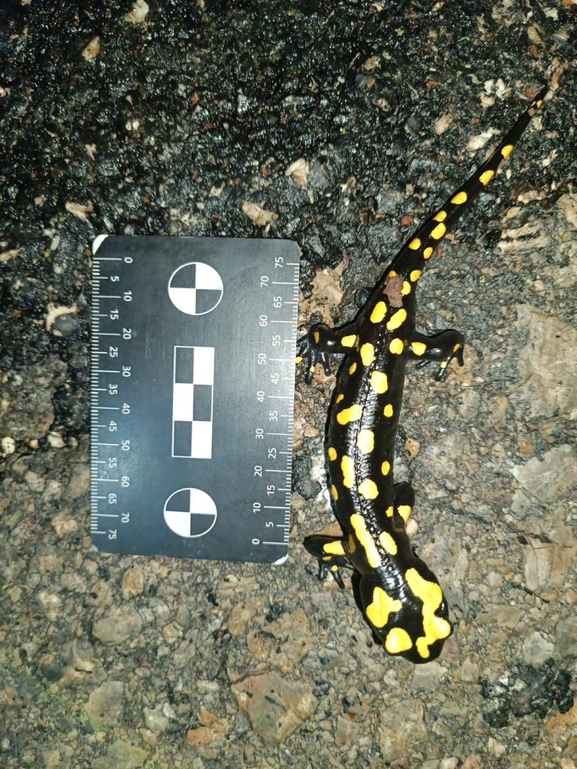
[90,236,300,564]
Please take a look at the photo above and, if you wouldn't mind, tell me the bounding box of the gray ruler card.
[91,236,300,563]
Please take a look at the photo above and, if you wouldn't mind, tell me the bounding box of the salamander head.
[356,558,453,664]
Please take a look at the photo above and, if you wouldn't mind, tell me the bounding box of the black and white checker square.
[168,261,224,316]
[172,345,214,459]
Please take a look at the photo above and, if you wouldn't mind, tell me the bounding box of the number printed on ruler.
[91,236,300,563]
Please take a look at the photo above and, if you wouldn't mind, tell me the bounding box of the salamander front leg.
[297,323,359,383]
[408,329,464,381]
[303,534,351,588]
[392,481,415,533]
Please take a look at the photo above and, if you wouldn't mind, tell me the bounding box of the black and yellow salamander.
[297,86,547,664]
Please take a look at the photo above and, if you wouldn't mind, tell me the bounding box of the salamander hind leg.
[409,329,465,381]
[297,323,359,383]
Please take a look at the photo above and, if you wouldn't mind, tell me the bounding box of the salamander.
[297,86,547,664]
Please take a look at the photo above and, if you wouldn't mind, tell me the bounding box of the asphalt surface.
[1,2,576,768]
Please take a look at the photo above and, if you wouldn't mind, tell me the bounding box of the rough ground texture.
[1,2,576,768]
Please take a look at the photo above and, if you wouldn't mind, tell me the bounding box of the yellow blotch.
[314,330,320,343]
[295,355,303,364]
[479,169,495,186]
[370,302,387,324]
[336,393,345,403]
[431,222,446,240]
[388,270,397,278]
[341,455,355,488]
[451,191,467,205]
[389,338,404,355]
[356,429,375,454]
[433,210,447,222]
[323,540,345,556]
[350,514,381,568]
[452,343,461,352]
[341,334,357,348]
[385,627,414,655]
[381,461,391,476]
[330,484,339,500]
[401,281,411,295]
[501,144,514,159]
[397,504,412,522]
[358,478,379,500]
[423,246,434,259]
[328,447,337,461]
[336,403,363,425]
[411,341,427,356]
[365,586,402,628]
[405,567,452,660]
[349,361,357,375]
[386,308,407,331]
[383,403,394,418]
[370,370,388,394]
[379,531,398,555]
[385,505,394,518]
[410,269,421,282]
[360,343,375,366]
[408,238,421,250]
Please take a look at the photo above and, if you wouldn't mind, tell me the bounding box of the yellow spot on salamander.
[385,505,394,518]
[336,393,344,403]
[405,568,452,659]
[323,540,345,556]
[341,455,355,488]
[365,586,402,628]
[314,330,320,344]
[386,308,407,331]
[479,169,495,186]
[336,404,363,425]
[330,484,339,500]
[360,343,375,366]
[370,302,387,324]
[389,338,404,355]
[341,334,357,348]
[350,514,381,568]
[397,504,412,522]
[370,370,388,394]
[379,531,398,555]
[501,144,514,158]
[451,191,468,205]
[356,429,375,454]
[358,478,379,500]
[383,403,394,418]
[411,341,427,356]
[452,343,461,352]
[410,269,421,282]
[434,210,447,222]
[328,447,337,461]
[295,356,303,364]
[408,237,421,250]
[431,222,446,240]
[388,270,397,278]
[423,246,434,259]
[381,461,391,476]
[385,627,413,655]
[349,361,357,375]
[401,281,411,295]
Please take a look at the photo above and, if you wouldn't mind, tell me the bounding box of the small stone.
[232,670,317,746]
[85,681,125,730]
[122,566,144,599]
[377,699,427,760]
[143,704,169,735]
[555,616,577,656]
[92,606,142,645]
[92,739,148,769]
[522,631,555,665]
